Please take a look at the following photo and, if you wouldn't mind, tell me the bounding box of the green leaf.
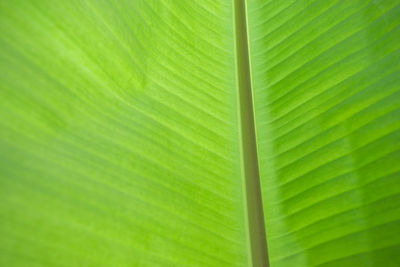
[1,0,400,266]
[0,1,248,266]
[247,0,400,266]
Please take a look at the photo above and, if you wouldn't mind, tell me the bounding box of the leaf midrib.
[233,0,269,266]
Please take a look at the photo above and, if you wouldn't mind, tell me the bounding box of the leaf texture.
[0,1,249,266]
[1,0,400,266]
[247,0,400,266]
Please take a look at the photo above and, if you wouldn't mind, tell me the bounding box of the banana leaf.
[0,0,399,266]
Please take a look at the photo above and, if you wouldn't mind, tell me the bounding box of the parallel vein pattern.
[247,0,400,266]
[0,1,248,266]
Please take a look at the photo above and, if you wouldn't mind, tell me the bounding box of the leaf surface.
[0,1,248,266]
[1,0,400,266]
[247,0,400,266]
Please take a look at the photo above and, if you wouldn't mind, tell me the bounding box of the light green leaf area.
[0,1,248,266]
[247,0,400,266]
